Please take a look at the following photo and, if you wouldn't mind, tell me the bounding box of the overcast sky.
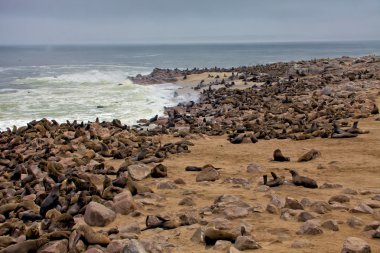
[0,0,379,45]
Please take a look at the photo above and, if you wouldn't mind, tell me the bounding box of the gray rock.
[140,235,174,253]
[196,167,219,182]
[157,181,178,189]
[297,220,323,235]
[234,236,261,250]
[128,164,151,181]
[343,188,358,195]
[310,201,331,214]
[246,164,265,173]
[346,216,364,228]
[291,239,314,248]
[372,194,380,201]
[223,206,249,220]
[113,192,136,215]
[341,237,371,253]
[329,195,350,204]
[350,203,374,214]
[266,204,279,214]
[322,219,339,231]
[38,239,68,253]
[84,202,116,227]
[178,196,194,206]
[122,239,147,253]
[320,182,343,189]
[119,222,141,234]
[106,240,127,253]
[85,248,105,253]
[363,221,380,231]
[256,185,270,192]
[298,211,318,222]
[285,197,304,210]
[213,240,232,251]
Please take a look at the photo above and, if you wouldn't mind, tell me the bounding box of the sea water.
[1,41,380,130]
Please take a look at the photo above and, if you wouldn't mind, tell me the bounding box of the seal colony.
[0,55,380,252]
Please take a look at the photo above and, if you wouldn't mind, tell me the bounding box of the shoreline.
[1,55,380,252]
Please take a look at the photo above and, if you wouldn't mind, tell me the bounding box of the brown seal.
[297,149,321,162]
[263,172,284,187]
[76,224,110,245]
[273,149,290,162]
[0,238,49,253]
[40,184,60,217]
[151,164,168,178]
[290,170,318,188]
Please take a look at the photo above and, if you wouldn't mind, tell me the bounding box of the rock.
[266,204,279,214]
[213,240,232,251]
[343,188,358,195]
[320,182,343,189]
[174,178,186,184]
[223,206,249,220]
[85,248,104,253]
[246,164,265,173]
[196,167,219,182]
[329,195,350,204]
[234,236,261,250]
[119,223,141,234]
[178,197,194,206]
[341,237,371,253]
[363,221,380,231]
[285,197,304,210]
[106,240,126,253]
[113,192,136,215]
[322,219,339,231]
[84,202,116,227]
[347,216,364,228]
[310,201,331,214]
[128,164,151,181]
[298,211,318,222]
[300,198,313,207]
[38,239,68,253]
[350,203,374,214]
[191,227,205,243]
[297,220,323,235]
[291,239,314,248]
[269,195,285,209]
[157,181,178,189]
[372,194,380,201]
[140,235,174,253]
[256,185,270,192]
[122,239,147,253]
[204,220,241,245]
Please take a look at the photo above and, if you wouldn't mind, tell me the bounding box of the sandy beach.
[1,55,380,253]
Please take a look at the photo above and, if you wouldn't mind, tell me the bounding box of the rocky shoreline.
[1,55,380,253]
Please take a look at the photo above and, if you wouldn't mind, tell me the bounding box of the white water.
[0,68,197,131]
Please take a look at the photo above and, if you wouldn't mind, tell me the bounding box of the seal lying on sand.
[273,149,290,162]
[289,170,318,188]
[297,149,321,162]
[331,123,357,138]
[263,172,284,187]
[346,121,369,134]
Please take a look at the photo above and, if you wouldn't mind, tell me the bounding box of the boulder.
[113,192,136,215]
[285,197,304,210]
[234,236,261,250]
[291,239,314,249]
[38,239,68,253]
[128,164,151,181]
[329,195,350,204]
[84,202,116,227]
[122,239,147,253]
[223,206,249,220]
[322,219,339,231]
[297,220,323,235]
[196,167,219,182]
[341,237,371,253]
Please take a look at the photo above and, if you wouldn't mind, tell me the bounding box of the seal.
[346,121,369,134]
[263,172,284,187]
[151,164,168,178]
[39,184,60,217]
[0,238,49,253]
[297,149,321,162]
[76,224,110,245]
[273,149,290,162]
[289,170,318,188]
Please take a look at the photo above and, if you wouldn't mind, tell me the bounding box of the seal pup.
[263,172,284,187]
[151,164,167,178]
[289,170,318,188]
[273,149,290,162]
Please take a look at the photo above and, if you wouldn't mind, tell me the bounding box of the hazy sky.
[0,0,379,45]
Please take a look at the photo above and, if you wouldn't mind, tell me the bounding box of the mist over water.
[0,41,380,130]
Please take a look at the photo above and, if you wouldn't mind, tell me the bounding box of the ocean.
[1,41,380,130]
